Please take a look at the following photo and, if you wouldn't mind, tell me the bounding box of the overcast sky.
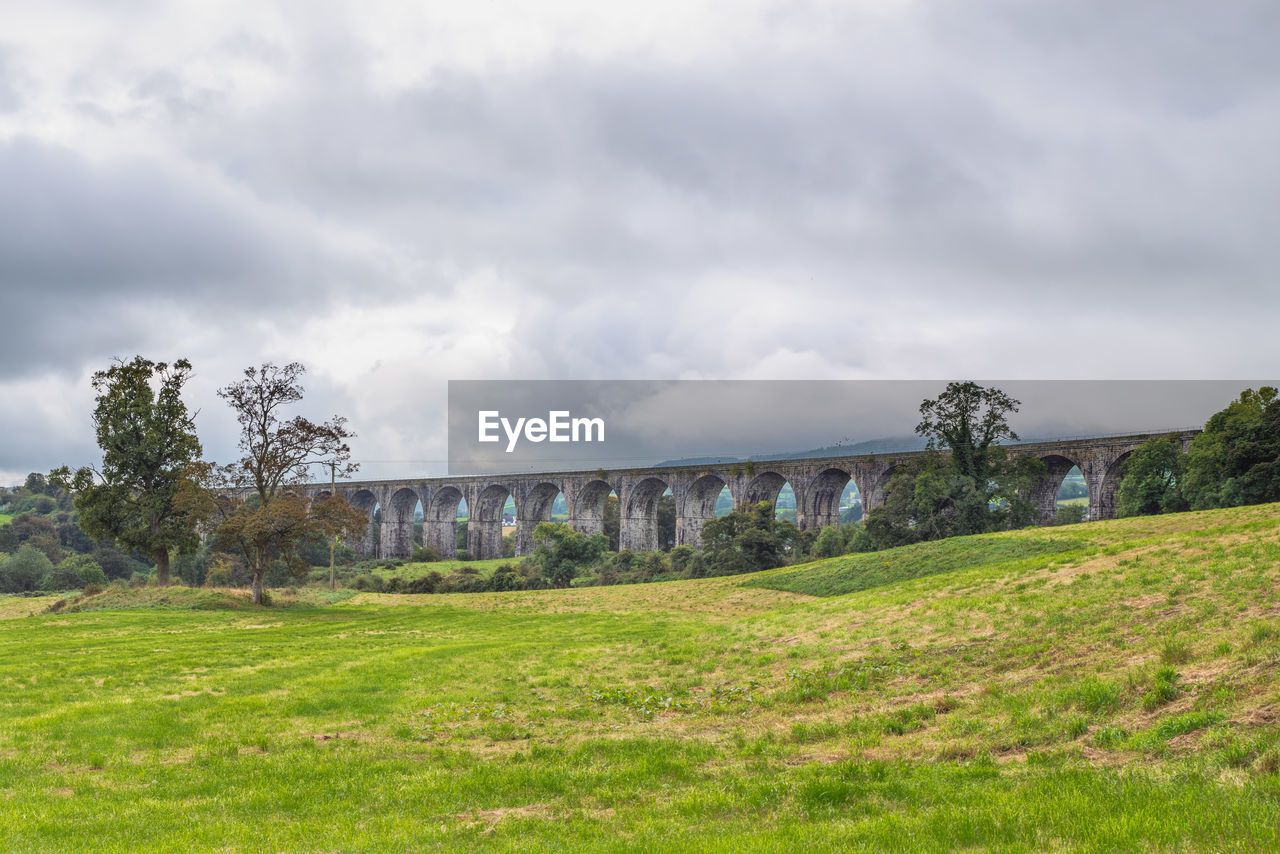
[1,0,1278,484]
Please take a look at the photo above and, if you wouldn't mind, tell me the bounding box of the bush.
[39,564,85,591]
[436,567,491,594]
[0,544,54,593]
[405,571,442,594]
[490,563,523,592]
[351,573,385,592]
[410,546,441,563]
[50,554,107,589]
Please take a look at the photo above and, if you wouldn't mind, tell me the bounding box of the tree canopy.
[915,381,1021,481]
[1115,438,1188,517]
[51,357,204,585]
[198,362,366,604]
[1180,387,1280,510]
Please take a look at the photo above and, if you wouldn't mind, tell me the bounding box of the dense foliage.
[50,357,204,585]
[1116,388,1280,517]
[862,383,1044,549]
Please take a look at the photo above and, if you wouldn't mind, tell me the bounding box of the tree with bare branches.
[199,363,366,604]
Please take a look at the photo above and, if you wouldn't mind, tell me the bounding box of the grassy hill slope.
[3,504,1280,851]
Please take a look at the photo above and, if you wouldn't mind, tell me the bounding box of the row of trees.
[16,371,1278,601]
[1116,387,1280,517]
[48,358,367,605]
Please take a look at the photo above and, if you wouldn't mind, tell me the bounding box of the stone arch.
[742,471,788,508]
[1030,454,1082,524]
[347,488,380,558]
[622,476,670,553]
[678,474,729,548]
[469,483,513,560]
[425,486,465,557]
[571,479,620,550]
[802,468,853,531]
[1096,450,1135,521]
[517,481,564,556]
[382,487,423,559]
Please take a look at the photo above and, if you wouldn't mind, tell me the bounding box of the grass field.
[4,505,1280,851]
[0,511,12,525]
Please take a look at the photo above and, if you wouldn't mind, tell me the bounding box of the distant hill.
[655,435,925,467]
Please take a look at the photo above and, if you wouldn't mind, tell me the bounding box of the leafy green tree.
[916,381,1022,481]
[1116,438,1188,517]
[0,514,62,562]
[865,382,1044,549]
[530,521,607,587]
[198,363,368,605]
[700,502,801,575]
[1181,387,1280,510]
[51,357,203,585]
[0,543,54,593]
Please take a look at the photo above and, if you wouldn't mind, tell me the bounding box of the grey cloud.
[3,0,1280,480]
[0,137,390,375]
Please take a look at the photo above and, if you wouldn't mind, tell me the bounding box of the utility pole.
[329,461,337,592]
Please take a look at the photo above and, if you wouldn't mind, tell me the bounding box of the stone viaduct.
[299,431,1198,561]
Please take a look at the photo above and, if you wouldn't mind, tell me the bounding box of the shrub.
[0,544,54,593]
[411,546,441,563]
[39,564,84,591]
[351,573,385,592]
[490,563,522,592]
[405,571,442,594]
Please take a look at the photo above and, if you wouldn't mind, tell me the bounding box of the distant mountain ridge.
[655,435,924,467]
[654,431,1123,468]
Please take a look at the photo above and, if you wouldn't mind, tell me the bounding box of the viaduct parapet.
[295,431,1197,561]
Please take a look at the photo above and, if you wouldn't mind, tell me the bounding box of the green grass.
[0,512,12,525]
[4,503,1280,850]
[369,556,516,581]
[744,532,1095,597]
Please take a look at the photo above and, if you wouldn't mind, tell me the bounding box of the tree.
[51,357,204,585]
[529,521,607,587]
[916,381,1021,481]
[1181,387,1280,510]
[700,502,801,575]
[201,363,367,605]
[865,383,1041,548]
[1115,438,1188,517]
[0,544,54,593]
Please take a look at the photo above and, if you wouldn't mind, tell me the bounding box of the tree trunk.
[252,570,264,605]
[155,548,171,586]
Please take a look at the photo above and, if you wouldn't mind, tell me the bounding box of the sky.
[1,0,1278,484]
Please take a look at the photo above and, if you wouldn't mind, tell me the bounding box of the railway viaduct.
[299,431,1198,561]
